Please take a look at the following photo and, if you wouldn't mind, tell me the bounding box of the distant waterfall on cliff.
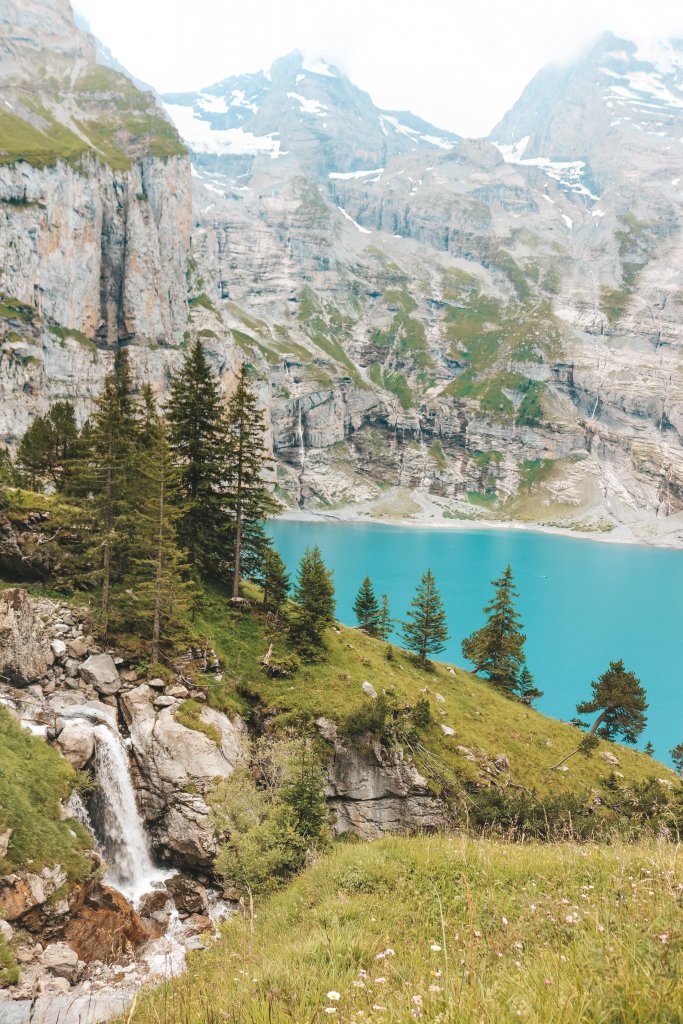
[297,398,306,470]
[91,724,164,904]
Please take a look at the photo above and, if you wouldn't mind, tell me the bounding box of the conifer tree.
[671,743,683,776]
[0,448,15,487]
[166,341,231,581]
[353,576,382,636]
[402,569,449,668]
[518,666,543,706]
[461,565,526,695]
[224,364,280,598]
[261,547,290,612]
[644,741,655,757]
[291,546,335,657]
[123,388,192,659]
[576,660,648,743]
[72,350,139,633]
[16,401,78,492]
[377,594,392,641]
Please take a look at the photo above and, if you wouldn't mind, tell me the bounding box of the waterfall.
[297,398,306,471]
[91,724,169,905]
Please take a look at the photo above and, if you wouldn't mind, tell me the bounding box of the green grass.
[173,699,221,746]
[429,442,448,470]
[129,834,683,1024]
[195,587,675,802]
[0,707,92,880]
[189,293,221,316]
[0,110,88,169]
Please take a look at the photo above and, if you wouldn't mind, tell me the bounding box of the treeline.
[5,342,280,657]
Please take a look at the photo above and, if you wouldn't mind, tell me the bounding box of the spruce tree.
[261,547,290,612]
[576,660,648,743]
[377,594,392,641]
[402,569,449,668]
[224,364,280,598]
[518,666,543,706]
[671,743,683,776]
[461,565,526,695]
[16,401,78,492]
[353,576,382,636]
[72,349,139,633]
[123,388,192,659]
[166,341,231,581]
[291,546,335,657]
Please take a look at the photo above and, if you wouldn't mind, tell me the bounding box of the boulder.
[64,658,80,678]
[55,720,95,769]
[0,588,54,685]
[68,638,88,658]
[138,888,171,921]
[184,914,212,937]
[79,654,120,695]
[64,881,154,963]
[362,681,378,699]
[41,941,80,982]
[50,638,67,659]
[440,725,455,737]
[0,865,67,922]
[0,920,13,943]
[494,753,511,771]
[166,876,209,916]
[120,685,247,867]
[0,828,12,859]
[600,751,620,766]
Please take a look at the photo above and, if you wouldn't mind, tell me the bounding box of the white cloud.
[75,0,683,136]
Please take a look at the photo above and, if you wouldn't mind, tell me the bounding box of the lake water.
[268,519,683,768]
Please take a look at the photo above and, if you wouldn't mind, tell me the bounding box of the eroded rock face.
[63,881,154,964]
[0,588,54,685]
[120,685,247,867]
[318,718,446,839]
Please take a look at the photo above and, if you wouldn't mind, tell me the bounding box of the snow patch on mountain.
[301,56,337,78]
[287,92,327,116]
[329,168,385,180]
[163,103,281,157]
[493,142,599,199]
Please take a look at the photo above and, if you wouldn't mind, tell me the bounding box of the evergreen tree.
[0,448,15,487]
[123,388,192,660]
[644,741,655,757]
[224,364,280,598]
[353,576,382,636]
[518,666,543,706]
[290,546,335,657]
[261,547,290,612]
[671,743,683,776]
[401,569,449,668]
[377,594,392,641]
[16,401,78,492]
[72,350,139,633]
[576,660,648,744]
[166,341,231,581]
[279,738,330,841]
[461,565,526,695]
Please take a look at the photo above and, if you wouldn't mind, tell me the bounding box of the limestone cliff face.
[0,156,190,346]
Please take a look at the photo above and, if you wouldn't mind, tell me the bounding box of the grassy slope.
[130,834,682,1024]
[198,587,677,800]
[0,707,91,880]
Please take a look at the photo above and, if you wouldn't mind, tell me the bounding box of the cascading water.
[297,398,306,471]
[90,723,169,905]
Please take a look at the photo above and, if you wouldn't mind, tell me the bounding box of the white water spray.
[297,398,306,471]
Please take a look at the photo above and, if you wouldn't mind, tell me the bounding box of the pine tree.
[518,666,543,706]
[72,350,139,633]
[353,576,382,636]
[402,569,449,668]
[123,388,192,660]
[671,743,683,776]
[377,594,392,641]
[576,660,648,744]
[461,565,526,695]
[0,448,15,487]
[261,547,290,612]
[224,364,280,598]
[16,401,78,492]
[166,341,231,581]
[644,741,655,757]
[290,546,335,657]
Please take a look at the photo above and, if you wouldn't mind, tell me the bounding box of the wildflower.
[324,1010,337,1015]
[544,979,552,986]
[501,916,508,926]
[564,913,579,925]
[597,924,605,933]
[353,981,366,989]
[529,904,537,911]
[430,943,442,951]
[473,930,482,938]
[412,996,423,1006]
[374,976,387,983]
[658,934,669,944]
[327,992,341,1002]
[358,969,368,978]
[431,970,442,978]
[514,960,522,969]
[429,985,443,993]
[384,948,396,957]
[371,1005,387,1012]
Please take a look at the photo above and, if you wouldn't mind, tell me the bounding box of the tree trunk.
[152,462,165,664]
[101,455,112,634]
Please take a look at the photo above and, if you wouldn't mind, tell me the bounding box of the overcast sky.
[74,0,683,136]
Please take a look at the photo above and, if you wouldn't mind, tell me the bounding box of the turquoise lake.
[268,519,683,768]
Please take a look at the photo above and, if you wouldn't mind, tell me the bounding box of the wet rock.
[222,886,242,902]
[166,877,209,917]
[138,888,171,921]
[41,941,80,982]
[64,881,154,964]
[0,588,54,685]
[184,914,212,937]
[79,654,121,695]
[55,720,95,769]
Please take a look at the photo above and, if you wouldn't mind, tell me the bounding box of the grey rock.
[165,876,209,917]
[64,658,80,678]
[79,654,120,695]
[600,751,620,765]
[361,681,378,699]
[50,639,67,659]
[440,725,455,737]
[55,720,95,769]
[41,941,79,982]
[0,920,13,943]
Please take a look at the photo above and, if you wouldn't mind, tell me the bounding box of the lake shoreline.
[278,497,683,550]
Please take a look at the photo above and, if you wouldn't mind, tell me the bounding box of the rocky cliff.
[2,5,683,539]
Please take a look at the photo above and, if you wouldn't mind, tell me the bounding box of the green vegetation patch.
[131,835,683,1024]
[0,706,91,879]
[173,699,221,746]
